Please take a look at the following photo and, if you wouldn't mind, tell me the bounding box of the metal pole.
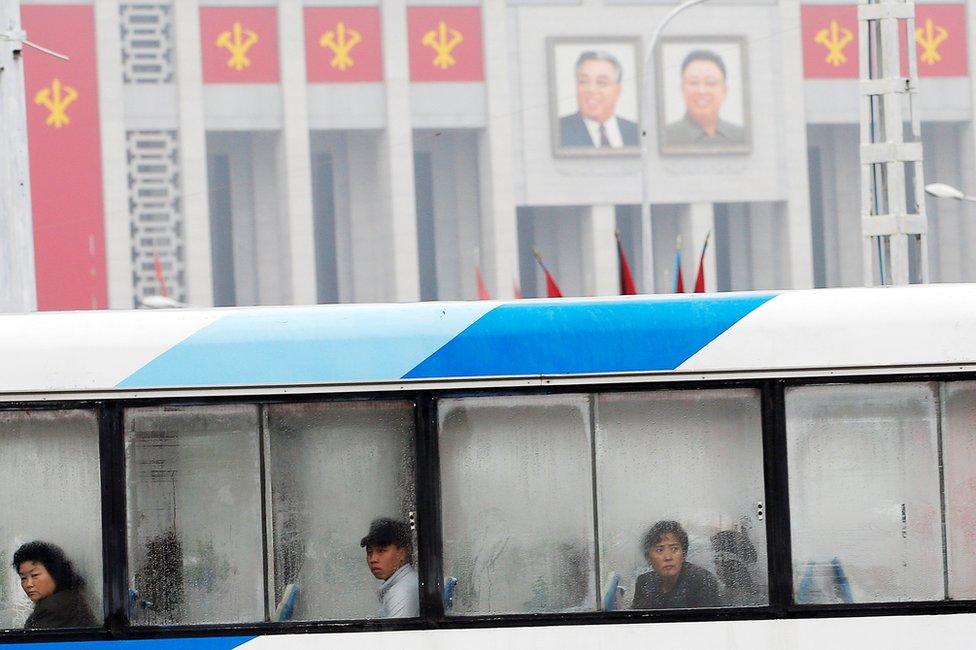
[858,0,926,286]
[640,0,710,293]
[0,0,36,312]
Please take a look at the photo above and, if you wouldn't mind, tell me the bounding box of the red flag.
[153,248,169,298]
[693,232,711,294]
[513,280,523,300]
[533,249,563,298]
[475,266,490,300]
[544,269,563,298]
[673,237,685,294]
[615,231,637,295]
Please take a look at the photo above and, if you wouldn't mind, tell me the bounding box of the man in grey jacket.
[361,518,419,618]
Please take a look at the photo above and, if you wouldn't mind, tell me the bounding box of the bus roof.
[2,285,975,396]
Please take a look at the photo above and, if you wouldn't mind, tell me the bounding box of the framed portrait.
[547,37,641,157]
[656,36,751,156]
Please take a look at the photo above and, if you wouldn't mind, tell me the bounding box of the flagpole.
[640,0,711,295]
[0,0,37,312]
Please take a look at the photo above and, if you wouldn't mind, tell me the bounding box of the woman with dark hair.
[12,541,96,629]
[631,520,720,610]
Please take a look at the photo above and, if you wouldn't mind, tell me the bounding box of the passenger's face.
[647,532,685,578]
[366,544,408,581]
[575,59,622,124]
[681,59,727,126]
[18,561,56,602]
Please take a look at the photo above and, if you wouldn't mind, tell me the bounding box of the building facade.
[19,0,976,309]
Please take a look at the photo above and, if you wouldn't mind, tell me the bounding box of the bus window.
[125,405,264,625]
[595,389,767,610]
[941,382,976,599]
[786,383,944,604]
[266,401,416,621]
[438,395,597,616]
[0,410,103,630]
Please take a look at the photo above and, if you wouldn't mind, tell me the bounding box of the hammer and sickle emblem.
[319,22,362,71]
[34,78,79,128]
[421,21,463,70]
[215,21,259,71]
[915,18,949,65]
[814,20,854,67]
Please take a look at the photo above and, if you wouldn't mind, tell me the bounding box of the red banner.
[801,5,859,79]
[407,6,483,82]
[914,4,967,77]
[200,7,279,83]
[22,4,107,310]
[305,7,383,82]
[802,4,968,78]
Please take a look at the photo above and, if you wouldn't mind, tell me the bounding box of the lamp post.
[639,0,710,294]
[0,0,36,312]
[925,182,976,203]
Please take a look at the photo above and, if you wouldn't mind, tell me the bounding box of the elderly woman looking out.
[12,541,96,629]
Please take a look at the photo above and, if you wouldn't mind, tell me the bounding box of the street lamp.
[925,182,976,203]
[639,0,711,294]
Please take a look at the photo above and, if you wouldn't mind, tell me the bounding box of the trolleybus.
[2,285,975,648]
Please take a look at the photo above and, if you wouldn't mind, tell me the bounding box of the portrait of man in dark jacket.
[550,39,641,156]
[559,51,639,149]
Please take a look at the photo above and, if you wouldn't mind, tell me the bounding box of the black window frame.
[1,372,975,644]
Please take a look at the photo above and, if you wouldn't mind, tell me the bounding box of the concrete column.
[95,0,131,309]
[582,204,618,296]
[381,0,419,302]
[278,0,317,304]
[478,0,519,299]
[779,0,815,289]
[0,0,36,312]
[678,203,716,292]
[173,0,213,306]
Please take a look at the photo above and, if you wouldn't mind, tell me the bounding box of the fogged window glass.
[267,401,416,621]
[786,383,943,604]
[125,405,264,624]
[0,410,102,629]
[942,382,976,599]
[439,395,596,615]
[595,390,767,611]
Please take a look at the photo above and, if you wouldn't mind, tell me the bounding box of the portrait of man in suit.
[549,38,640,156]
[657,37,751,155]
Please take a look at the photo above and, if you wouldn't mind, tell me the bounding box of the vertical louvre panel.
[127,130,185,304]
[121,3,174,84]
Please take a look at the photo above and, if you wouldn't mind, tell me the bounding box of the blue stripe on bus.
[0,637,254,650]
[117,302,495,388]
[403,294,776,379]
